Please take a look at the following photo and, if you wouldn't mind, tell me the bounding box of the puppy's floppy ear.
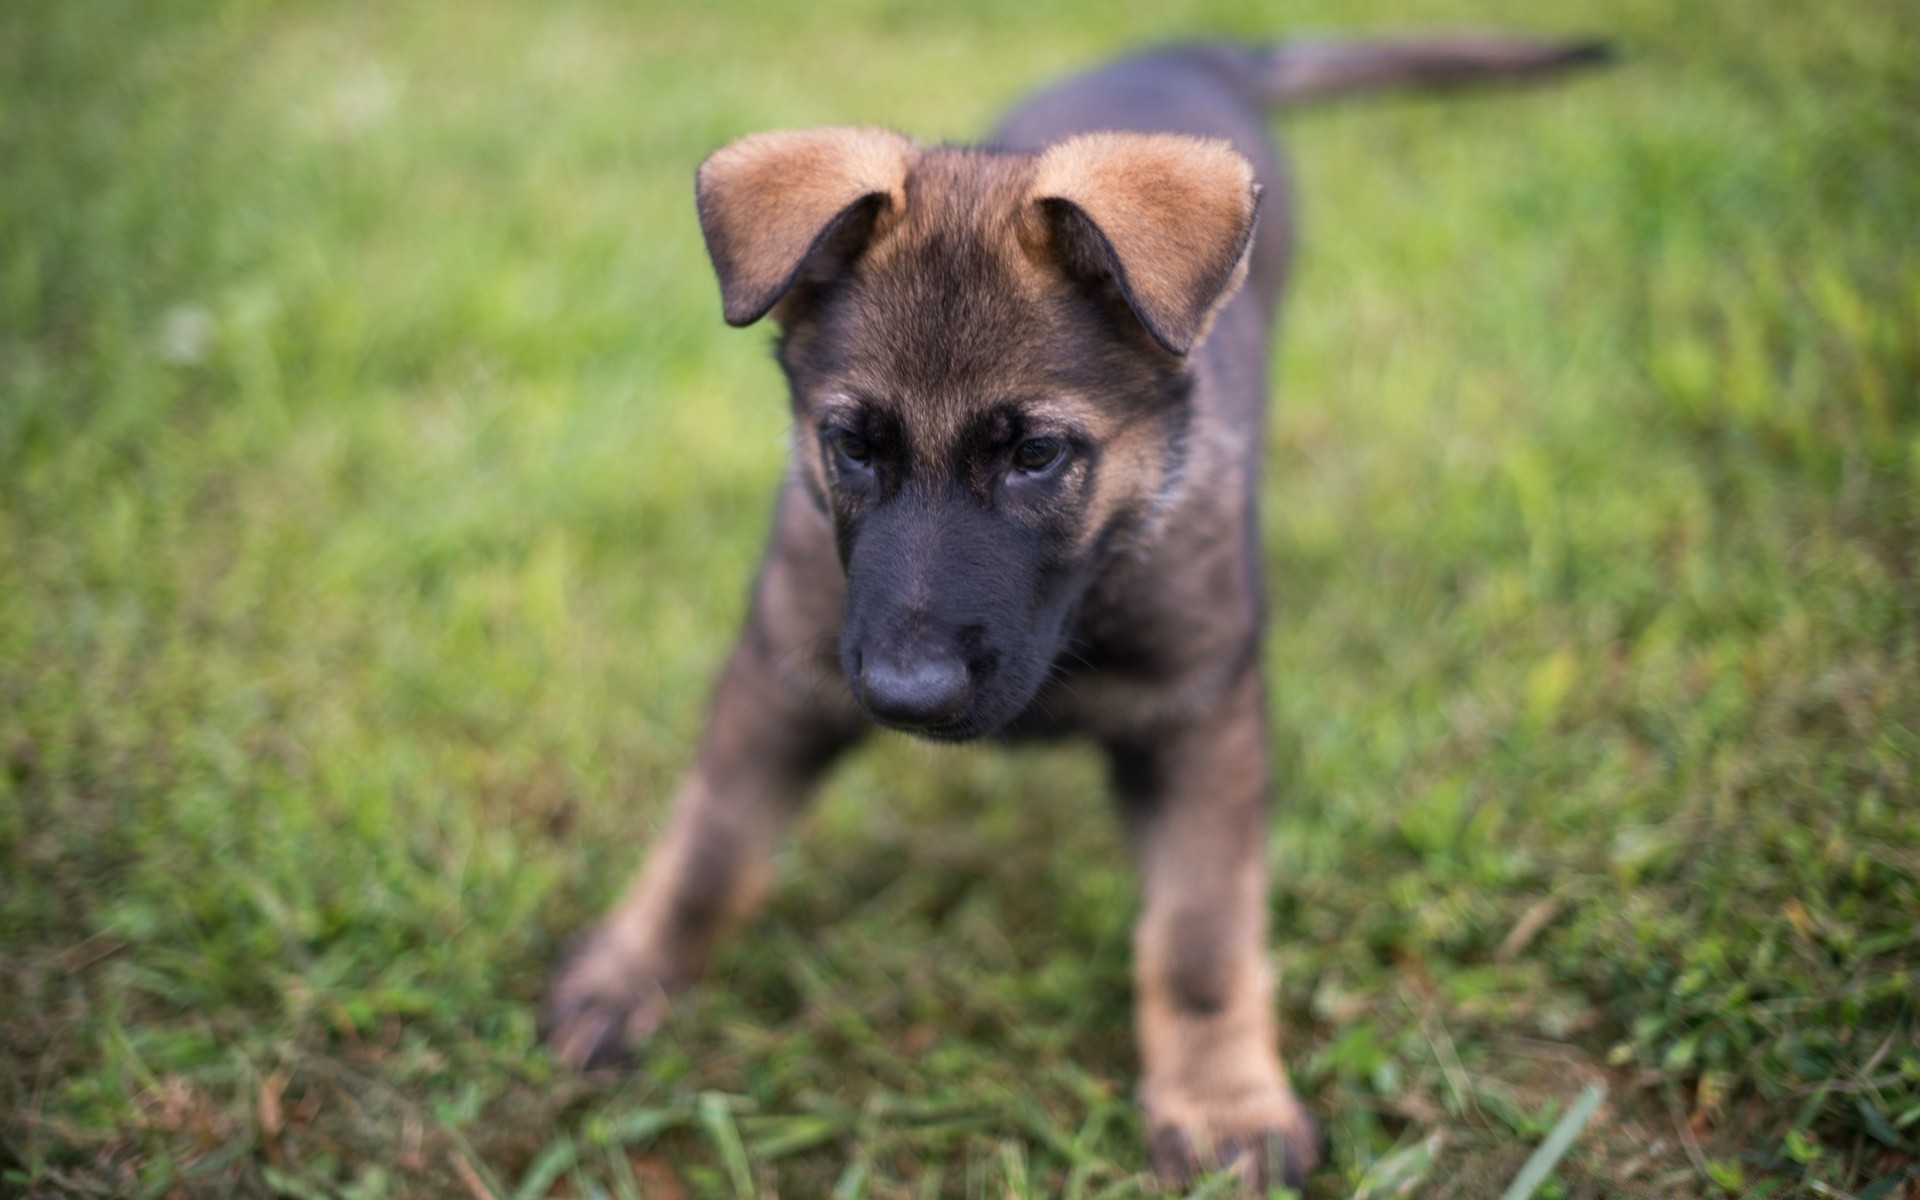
[1028,133,1261,356]
[695,126,919,326]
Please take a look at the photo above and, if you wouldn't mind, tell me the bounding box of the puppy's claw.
[544,997,642,1070]
[541,935,674,1071]
[1148,1125,1200,1184]
[1222,1128,1316,1193]
[1145,1100,1322,1194]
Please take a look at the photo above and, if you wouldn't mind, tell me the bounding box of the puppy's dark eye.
[829,429,871,464]
[1013,437,1064,473]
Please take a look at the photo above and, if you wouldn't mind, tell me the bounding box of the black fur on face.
[771,148,1195,740]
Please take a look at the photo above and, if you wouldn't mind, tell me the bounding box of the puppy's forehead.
[824,148,1059,417]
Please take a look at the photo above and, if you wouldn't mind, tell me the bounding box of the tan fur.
[1077,404,1171,554]
[1028,133,1260,355]
[696,127,920,325]
[1128,669,1319,1183]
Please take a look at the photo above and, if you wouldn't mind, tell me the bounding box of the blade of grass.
[696,1092,755,1200]
[514,1134,580,1200]
[1353,1131,1444,1200]
[1500,1084,1606,1200]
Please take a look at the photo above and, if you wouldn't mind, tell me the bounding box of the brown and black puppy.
[547,35,1605,1191]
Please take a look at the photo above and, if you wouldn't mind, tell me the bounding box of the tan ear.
[1029,133,1261,356]
[695,126,919,326]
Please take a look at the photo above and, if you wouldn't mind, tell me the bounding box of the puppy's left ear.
[1028,133,1261,356]
[696,126,919,326]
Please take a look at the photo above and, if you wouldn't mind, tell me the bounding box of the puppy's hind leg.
[1108,668,1321,1192]
[544,630,860,1070]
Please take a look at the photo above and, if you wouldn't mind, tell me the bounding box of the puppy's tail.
[1224,35,1612,107]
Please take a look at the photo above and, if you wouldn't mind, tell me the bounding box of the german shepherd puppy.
[546,35,1605,1190]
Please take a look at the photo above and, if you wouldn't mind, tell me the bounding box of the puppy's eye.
[1013,437,1064,473]
[829,429,871,464]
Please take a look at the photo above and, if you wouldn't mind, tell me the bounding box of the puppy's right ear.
[695,127,919,326]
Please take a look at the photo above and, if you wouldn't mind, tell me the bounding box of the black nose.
[858,650,971,729]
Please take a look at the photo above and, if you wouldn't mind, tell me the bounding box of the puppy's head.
[696,127,1259,739]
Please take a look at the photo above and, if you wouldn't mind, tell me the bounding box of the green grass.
[3,0,1916,1196]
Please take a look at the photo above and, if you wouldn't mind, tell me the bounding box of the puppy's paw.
[1142,1083,1322,1194]
[541,931,675,1071]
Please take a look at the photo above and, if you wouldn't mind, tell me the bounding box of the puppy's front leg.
[1110,669,1320,1192]
[545,631,857,1070]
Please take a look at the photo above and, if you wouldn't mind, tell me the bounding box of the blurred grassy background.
[2,0,1916,1196]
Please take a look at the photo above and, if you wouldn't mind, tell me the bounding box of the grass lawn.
[3,0,1917,1196]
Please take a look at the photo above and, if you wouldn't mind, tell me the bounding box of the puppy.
[547,34,1605,1191]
